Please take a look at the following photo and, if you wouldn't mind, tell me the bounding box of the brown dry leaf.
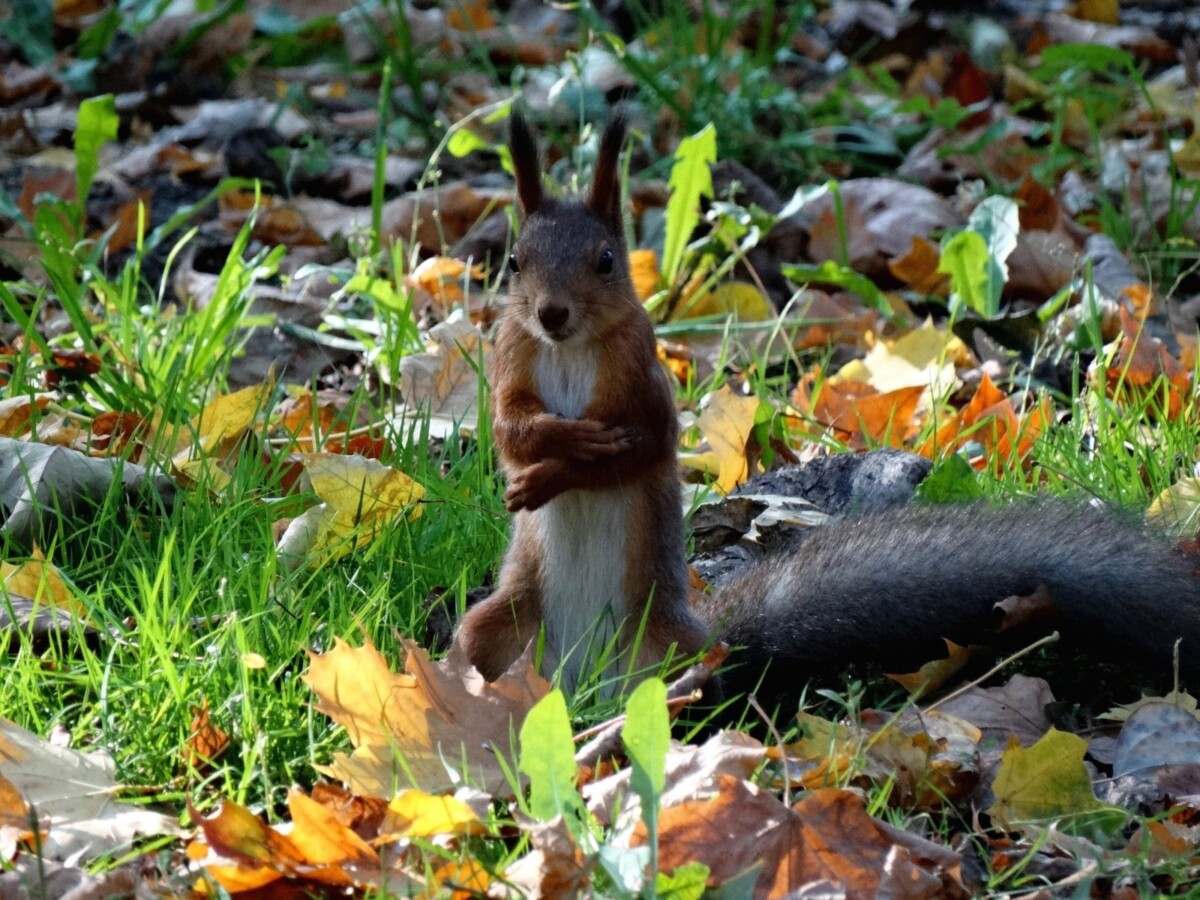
[446,0,495,30]
[0,395,53,437]
[994,584,1057,633]
[185,698,230,772]
[681,385,760,493]
[309,782,389,839]
[1006,229,1078,302]
[1,549,86,618]
[860,711,982,810]
[1014,174,1060,233]
[887,639,972,698]
[275,453,424,567]
[775,712,858,790]
[790,290,880,350]
[791,376,924,449]
[304,637,550,796]
[504,816,592,898]
[1099,306,1192,420]
[218,191,325,247]
[404,256,486,312]
[802,179,962,280]
[42,348,102,389]
[395,319,487,436]
[586,730,767,827]
[1068,0,1119,25]
[381,182,510,249]
[87,410,148,456]
[92,193,151,256]
[936,675,1056,750]
[275,390,344,440]
[889,235,948,296]
[637,777,968,897]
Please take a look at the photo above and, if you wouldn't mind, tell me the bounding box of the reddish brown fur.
[456,111,707,685]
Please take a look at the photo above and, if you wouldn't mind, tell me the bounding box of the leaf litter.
[4,0,1200,894]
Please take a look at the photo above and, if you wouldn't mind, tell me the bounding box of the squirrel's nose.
[537,304,569,333]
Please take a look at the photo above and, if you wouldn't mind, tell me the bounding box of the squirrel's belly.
[535,489,630,690]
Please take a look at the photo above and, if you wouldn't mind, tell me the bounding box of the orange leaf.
[628,248,660,301]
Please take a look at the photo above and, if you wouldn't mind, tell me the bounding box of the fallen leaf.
[190,789,393,893]
[185,699,230,771]
[275,453,424,567]
[395,319,487,437]
[1098,306,1192,420]
[0,550,85,618]
[636,777,968,897]
[304,637,550,796]
[0,438,176,548]
[987,728,1122,837]
[404,256,486,312]
[681,385,760,493]
[380,789,484,839]
[0,719,181,860]
[887,639,972,698]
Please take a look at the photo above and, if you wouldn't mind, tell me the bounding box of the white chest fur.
[531,344,630,691]
[534,344,597,418]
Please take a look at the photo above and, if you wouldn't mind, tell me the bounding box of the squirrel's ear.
[508,110,544,217]
[586,111,627,236]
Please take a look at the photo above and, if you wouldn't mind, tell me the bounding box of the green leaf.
[916,455,982,503]
[988,728,1126,840]
[1039,43,1135,78]
[3,0,54,66]
[74,95,118,224]
[624,678,669,803]
[781,260,890,315]
[968,195,1018,310]
[447,129,493,159]
[519,690,582,822]
[623,678,668,896]
[655,861,710,899]
[662,123,717,285]
[938,230,991,318]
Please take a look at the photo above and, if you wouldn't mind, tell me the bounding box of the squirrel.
[453,110,1200,704]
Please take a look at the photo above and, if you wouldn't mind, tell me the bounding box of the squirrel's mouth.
[540,326,576,344]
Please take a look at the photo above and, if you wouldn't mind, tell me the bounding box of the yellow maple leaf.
[304,638,549,797]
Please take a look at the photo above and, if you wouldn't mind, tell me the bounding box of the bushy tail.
[698,502,1200,703]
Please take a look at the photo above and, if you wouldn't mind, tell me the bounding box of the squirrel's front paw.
[505,461,563,512]
[559,419,634,461]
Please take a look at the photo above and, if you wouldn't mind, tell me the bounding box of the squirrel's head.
[506,110,637,346]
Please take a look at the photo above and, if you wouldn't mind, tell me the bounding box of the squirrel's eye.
[596,248,615,275]
[508,253,520,274]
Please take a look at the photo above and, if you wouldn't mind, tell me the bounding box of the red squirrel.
[454,111,1200,701]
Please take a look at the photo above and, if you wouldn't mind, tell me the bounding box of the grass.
[5,0,1200,893]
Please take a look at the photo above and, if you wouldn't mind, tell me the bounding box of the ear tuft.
[586,110,628,237]
[509,109,544,217]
